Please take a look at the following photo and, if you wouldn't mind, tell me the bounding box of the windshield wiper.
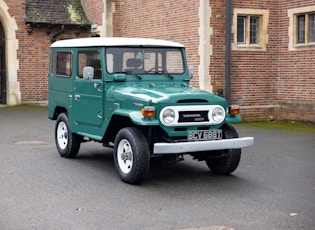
[165,73,174,80]
[162,70,174,80]
[130,74,142,80]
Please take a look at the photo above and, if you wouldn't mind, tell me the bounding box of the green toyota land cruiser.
[48,37,254,184]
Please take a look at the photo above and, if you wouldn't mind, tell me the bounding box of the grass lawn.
[236,120,315,133]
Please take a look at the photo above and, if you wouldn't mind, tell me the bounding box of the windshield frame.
[105,46,186,76]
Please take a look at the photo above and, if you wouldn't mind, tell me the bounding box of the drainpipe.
[51,25,65,43]
[225,0,231,106]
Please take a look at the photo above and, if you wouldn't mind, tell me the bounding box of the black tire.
[55,113,81,158]
[113,127,150,184]
[206,123,241,175]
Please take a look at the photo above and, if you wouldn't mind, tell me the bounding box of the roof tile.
[25,0,90,26]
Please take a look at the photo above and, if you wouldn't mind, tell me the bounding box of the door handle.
[94,82,103,92]
[74,94,80,100]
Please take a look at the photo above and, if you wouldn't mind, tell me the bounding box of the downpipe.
[51,25,65,43]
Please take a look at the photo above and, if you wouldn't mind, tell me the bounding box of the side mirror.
[83,66,94,80]
[188,67,194,79]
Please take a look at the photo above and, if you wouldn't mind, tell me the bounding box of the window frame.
[77,49,102,79]
[288,6,315,51]
[232,9,269,51]
[51,51,72,78]
[105,47,185,75]
[295,12,315,45]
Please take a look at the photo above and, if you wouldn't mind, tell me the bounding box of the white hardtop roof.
[51,37,185,48]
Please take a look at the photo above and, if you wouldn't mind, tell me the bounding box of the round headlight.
[212,107,225,123]
[162,109,175,124]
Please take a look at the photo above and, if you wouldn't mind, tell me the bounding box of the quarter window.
[52,51,72,77]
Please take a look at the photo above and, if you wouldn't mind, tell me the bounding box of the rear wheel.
[113,127,150,184]
[55,113,81,158]
[206,123,241,175]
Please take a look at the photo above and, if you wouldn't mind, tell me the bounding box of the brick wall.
[209,0,227,98]
[277,0,315,122]
[229,0,280,121]
[112,0,201,86]
[82,0,103,25]
[17,26,90,102]
[4,0,90,103]
[210,0,315,121]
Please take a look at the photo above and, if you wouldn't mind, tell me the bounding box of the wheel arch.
[103,113,153,145]
[50,106,68,120]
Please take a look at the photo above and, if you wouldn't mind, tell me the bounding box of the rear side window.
[52,51,72,77]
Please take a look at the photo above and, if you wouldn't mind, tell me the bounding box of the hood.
[108,82,226,106]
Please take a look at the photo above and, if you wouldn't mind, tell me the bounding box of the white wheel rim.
[117,139,133,174]
[57,121,68,150]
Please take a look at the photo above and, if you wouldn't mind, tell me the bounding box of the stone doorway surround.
[0,0,21,105]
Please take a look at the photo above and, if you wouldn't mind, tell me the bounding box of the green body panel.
[107,82,225,104]
[72,78,103,126]
[112,109,160,126]
[104,82,227,137]
[226,114,242,123]
[48,76,72,119]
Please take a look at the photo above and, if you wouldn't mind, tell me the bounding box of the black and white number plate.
[187,129,222,141]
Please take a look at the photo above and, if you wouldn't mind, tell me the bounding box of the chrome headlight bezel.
[212,106,225,123]
[161,108,176,125]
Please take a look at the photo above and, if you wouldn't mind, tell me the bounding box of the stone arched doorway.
[0,0,20,105]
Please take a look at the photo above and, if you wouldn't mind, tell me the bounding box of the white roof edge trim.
[50,37,185,48]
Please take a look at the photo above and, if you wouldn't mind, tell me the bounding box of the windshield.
[105,47,185,75]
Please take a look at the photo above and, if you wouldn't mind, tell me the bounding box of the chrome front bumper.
[153,137,254,154]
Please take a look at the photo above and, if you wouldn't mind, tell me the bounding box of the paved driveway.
[0,106,314,230]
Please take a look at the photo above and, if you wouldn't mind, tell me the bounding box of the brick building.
[0,0,314,122]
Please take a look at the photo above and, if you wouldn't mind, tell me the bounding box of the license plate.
[187,129,222,141]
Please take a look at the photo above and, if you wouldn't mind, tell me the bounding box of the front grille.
[178,110,209,123]
[177,99,208,103]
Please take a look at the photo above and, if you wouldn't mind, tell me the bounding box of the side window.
[78,50,101,79]
[52,51,72,77]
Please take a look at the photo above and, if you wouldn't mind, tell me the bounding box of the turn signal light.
[142,106,155,118]
[229,105,240,116]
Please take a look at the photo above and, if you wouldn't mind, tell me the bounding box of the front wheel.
[113,127,150,184]
[206,123,241,175]
[55,113,81,158]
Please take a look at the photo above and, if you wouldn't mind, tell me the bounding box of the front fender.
[113,109,160,126]
[225,114,242,123]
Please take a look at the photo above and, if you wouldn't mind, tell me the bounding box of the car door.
[73,49,104,127]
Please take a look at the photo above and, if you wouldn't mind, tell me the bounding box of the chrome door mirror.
[83,66,94,80]
[188,67,194,79]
